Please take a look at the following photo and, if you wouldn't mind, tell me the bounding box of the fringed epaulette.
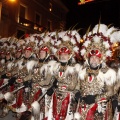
[47,60,60,73]
[101,68,117,86]
[7,61,14,72]
[78,68,86,81]
[26,60,38,73]
[74,63,82,73]
[31,101,40,120]
[64,65,75,77]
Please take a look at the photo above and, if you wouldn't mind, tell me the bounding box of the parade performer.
[77,24,120,120]
[0,36,38,118]
[25,34,53,120]
[46,30,81,120]
[18,32,57,120]
[0,40,17,93]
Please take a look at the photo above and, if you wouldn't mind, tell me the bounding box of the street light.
[0,0,16,22]
[8,0,16,2]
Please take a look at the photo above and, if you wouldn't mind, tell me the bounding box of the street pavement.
[0,110,16,120]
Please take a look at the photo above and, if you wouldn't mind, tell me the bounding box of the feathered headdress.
[51,30,81,60]
[81,24,120,62]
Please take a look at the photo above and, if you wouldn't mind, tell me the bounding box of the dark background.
[61,0,120,34]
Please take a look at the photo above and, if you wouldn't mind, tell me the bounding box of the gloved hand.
[75,91,82,102]
[46,78,58,96]
[83,95,96,105]
[23,80,32,88]
[8,77,16,86]
[52,78,58,88]
[112,99,118,112]
[46,87,54,96]
[1,74,8,79]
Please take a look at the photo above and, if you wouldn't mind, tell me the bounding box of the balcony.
[18,16,46,33]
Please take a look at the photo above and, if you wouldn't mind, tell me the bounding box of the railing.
[18,16,46,32]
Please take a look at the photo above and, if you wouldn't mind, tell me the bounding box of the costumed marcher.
[76,24,120,120]
[46,30,81,120]
[0,37,18,78]
[0,38,19,117]
[13,36,38,118]
[18,32,57,120]
[0,36,38,118]
[0,39,24,93]
[0,40,16,91]
[21,33,53,120]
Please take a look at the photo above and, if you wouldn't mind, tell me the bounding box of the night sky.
[61,0,120,34]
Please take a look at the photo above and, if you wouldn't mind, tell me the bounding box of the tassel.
[31,101,40,120]
[74,112,81,120]
[74,99,81,120]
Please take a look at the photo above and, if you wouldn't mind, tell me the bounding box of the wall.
[0,0,68,38]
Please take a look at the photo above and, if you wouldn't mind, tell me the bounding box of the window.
[19,5,26,18]
[18,4,28,25]
[35,13,41,25]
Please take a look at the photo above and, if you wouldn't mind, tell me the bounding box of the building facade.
[0,0,68,38]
